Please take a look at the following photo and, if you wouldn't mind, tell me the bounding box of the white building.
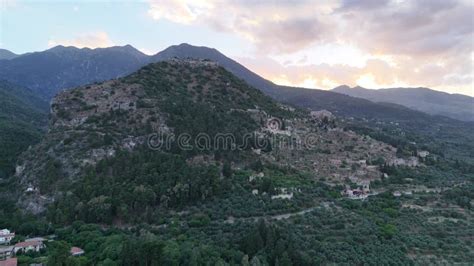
[13,240,44,254]
[0,230,15,245]
[0,246,14,260]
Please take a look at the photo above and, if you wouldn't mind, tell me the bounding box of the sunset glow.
[1,0,473,95]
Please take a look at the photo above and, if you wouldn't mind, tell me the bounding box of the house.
[393,191,402,197]
[70,247,85,256]
[388,157,419,167]
[0,230,15,245]
[310,110,335,128]
[0,246,14,260]
[271,193,293,200]
[310,110,334,121]
[0,258,17,266]
[24,237,46,243]
[342,188,369,199]
[417,151,430,158]
[13,240,44,253]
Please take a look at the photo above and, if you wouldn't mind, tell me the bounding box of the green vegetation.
[0,80,47,179]
[1,61,473,265]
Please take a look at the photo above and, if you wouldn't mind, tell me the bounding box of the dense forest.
[0,81,48,179]
[2,163,473,265]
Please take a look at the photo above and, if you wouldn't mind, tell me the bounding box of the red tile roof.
[70,246,84,255]
[0,258,17,266]
[14,240,42,248]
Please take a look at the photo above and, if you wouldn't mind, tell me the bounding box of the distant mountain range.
[333,85,474,122]
[1,43,471,122]
[1,43,473,162]
[0,44,470,118]
[0,49,19,60]
[0,45,150,99]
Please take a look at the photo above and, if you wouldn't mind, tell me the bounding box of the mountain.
[286,85,474,159]
[0,45,151,99]
[1,43,472,162]
[152,44,473,124]
[8,59,474,265]
[0,80,48,179]
[333,85,474,121]
[16,59,398,215]
[0,49,18,60]
[152,45,474,162]
[1,43,470,123]
[0,43,276,101]
[152,43,277,95]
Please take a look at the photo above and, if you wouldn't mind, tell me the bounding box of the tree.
[279,252,292,266]
[48,241,71,266]
[379,224,397,239]
[241,255,250,266]
[222,161,232,178]
[250,256,263,266]
[161,241,180,266]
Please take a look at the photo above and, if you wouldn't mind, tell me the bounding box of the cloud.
[147,0,473,95]
[337,0,391,11]
[336,0,473,57]
[48,32,114,49]
[147,0,472,56]
[148,0,210,24]
[0,0,17,10]
[148,0,338,53]
[239,54,474,96]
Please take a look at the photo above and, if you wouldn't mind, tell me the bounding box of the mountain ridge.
[0,45,151,99]
[1,43,473,162]
[0,48,19,60]
[1,43,471,109]
[333,85,474,121]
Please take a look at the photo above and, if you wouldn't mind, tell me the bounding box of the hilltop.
[16,59,399,216]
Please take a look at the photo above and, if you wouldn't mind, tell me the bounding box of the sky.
[1,0,473,96]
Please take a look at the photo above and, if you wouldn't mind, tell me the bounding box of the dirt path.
[224,202,331,224]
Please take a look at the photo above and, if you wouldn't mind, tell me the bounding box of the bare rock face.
[257,116,399,185]
[310,110,336,129]
[16,77,168,213]
[310,110,334,121]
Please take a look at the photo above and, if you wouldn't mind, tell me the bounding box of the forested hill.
[2,59,473,265]
[0,80,48,179]
[14,59,300,214]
